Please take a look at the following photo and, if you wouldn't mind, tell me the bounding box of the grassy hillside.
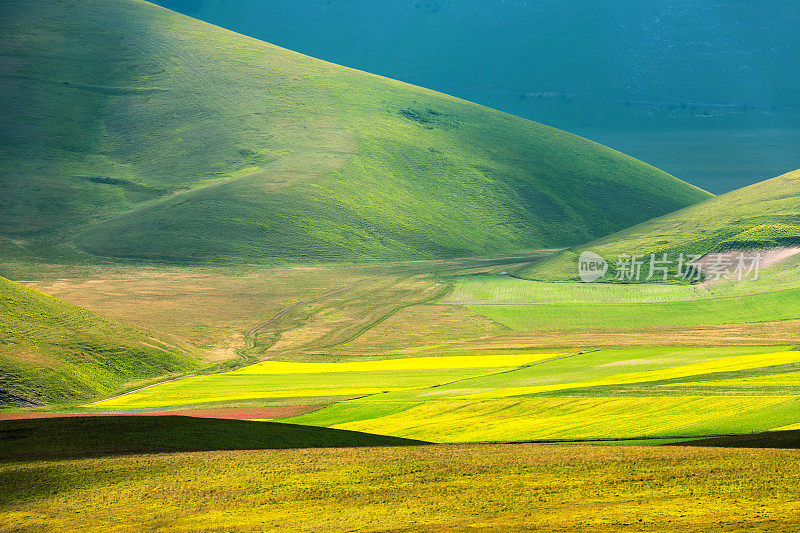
[154,1,800,194]
[0,277,196,405]
[519,168,800,281]
[0,0,709,263]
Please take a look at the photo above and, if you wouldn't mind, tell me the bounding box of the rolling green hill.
[0,277,196,406]
[0,0,710,263]
[154,0,800,194]
[520,168,800,281]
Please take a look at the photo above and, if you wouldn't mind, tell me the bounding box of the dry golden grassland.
[1,444,799,532]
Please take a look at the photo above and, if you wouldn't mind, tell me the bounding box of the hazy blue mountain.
[154,0,800,193]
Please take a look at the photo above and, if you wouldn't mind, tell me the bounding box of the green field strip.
[673,369,800,388]
[445,274,704,304]
[396,346,785,397]
[467,286,800,331]
[445,268,800,306]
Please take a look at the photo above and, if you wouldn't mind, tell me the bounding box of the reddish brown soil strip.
[154,405,324,419]
[0,404,326,421]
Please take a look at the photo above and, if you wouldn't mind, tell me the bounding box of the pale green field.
[444,274,704,304]
[466,286,800,331]
[459,349,800,398]
[444,263,800,305]
[443,266,800,338]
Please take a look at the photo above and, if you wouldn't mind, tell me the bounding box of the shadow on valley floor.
[678,430,800,449]
[0,416,425,460]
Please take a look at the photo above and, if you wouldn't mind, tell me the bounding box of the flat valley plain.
[3,251,800,530]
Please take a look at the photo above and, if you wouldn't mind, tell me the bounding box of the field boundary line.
[231,279,368,367]
[424,349,598,391]
[84,374,198,406]
[318,279,457,350]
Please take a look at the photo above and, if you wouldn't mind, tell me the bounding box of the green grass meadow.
[466,287,800,331]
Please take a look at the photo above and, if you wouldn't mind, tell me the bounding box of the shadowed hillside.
[0,0,709,263]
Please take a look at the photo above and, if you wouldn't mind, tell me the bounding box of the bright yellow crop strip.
[233,353,561,375]
[459,350,800,399]
[89,354,560,409]
[771,422,800,431]
[90,388,392,409]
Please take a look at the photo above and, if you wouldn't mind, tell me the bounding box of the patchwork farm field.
[284,346,800,442]
[88,354,560,410]
[73,342,800,443]
[6,256,800,430]
[4,252,798,533]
